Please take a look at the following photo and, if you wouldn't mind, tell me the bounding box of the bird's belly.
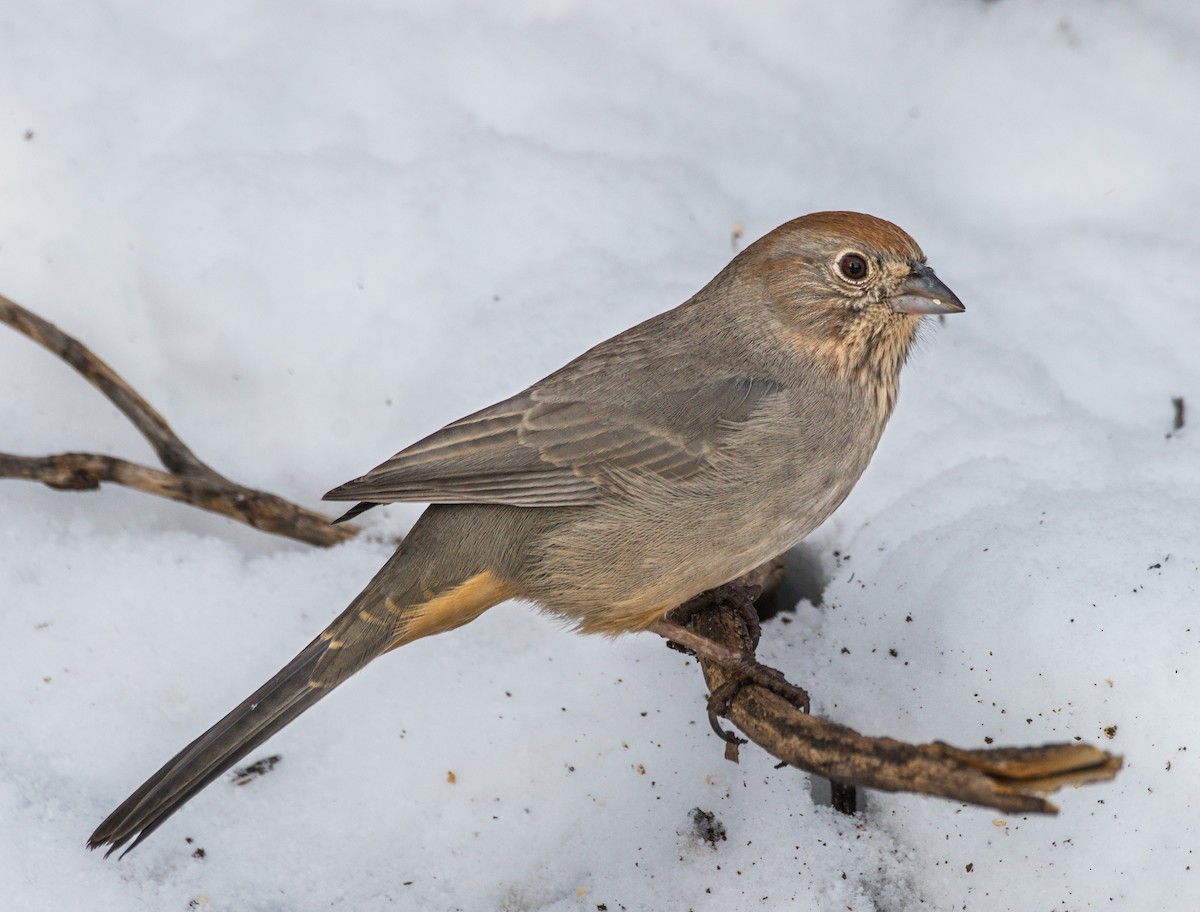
[525,462,865,634]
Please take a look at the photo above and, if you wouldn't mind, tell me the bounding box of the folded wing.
[324,375,783,511]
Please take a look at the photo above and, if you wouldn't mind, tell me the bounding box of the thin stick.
[659,582,1122,815]
[0,294,358,547]
[0,295,205,475]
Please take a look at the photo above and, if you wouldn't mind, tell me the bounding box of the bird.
[88,211,964,856]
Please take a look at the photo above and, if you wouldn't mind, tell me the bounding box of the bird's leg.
[653,583,811,756]
[652,618,748,666]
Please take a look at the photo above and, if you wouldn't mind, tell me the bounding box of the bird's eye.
[838,253,870,282]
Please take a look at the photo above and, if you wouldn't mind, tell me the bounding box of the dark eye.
[838,253,869,282]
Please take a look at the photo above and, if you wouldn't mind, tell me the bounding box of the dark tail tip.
[332,501,378,524]
[88,639,330,857]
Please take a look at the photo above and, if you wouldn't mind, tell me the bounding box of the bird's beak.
[889,264,965,315]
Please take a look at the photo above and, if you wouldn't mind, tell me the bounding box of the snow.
[2,1,1198,909]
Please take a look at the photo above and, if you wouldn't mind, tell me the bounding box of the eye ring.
[837,252,870,283]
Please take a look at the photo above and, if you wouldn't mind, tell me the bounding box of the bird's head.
[741,211,964,410]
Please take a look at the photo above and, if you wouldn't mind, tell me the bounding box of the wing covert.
[323,376,783,510]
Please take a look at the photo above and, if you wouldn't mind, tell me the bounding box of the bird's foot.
[653,582,809,761]
[669,583,764,647]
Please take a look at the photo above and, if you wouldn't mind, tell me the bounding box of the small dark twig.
[1172,396,1185,433]
[231,754,282,785]
[0,294,358,547]
[830,782,858,815]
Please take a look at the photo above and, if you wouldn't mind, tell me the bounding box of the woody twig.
[0,294,357,547]
[660,578,1122,815]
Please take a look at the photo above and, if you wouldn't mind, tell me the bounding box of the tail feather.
[332,501,378,524]
[89,506,523,857]
[87,636,331,857]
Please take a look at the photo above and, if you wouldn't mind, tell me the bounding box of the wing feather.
[324,376,783,510]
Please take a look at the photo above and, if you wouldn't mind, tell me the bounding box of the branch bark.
[0,294,357,547]
[662,581,1122,815]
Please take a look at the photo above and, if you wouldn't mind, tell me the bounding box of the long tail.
[88,518,517,857]
[87,633,333,856]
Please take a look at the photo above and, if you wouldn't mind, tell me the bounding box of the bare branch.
[660,582,1122,815]
[0,294,206,475]
[0,295,358,547]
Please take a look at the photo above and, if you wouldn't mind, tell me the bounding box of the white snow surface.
[2,2,1198,909]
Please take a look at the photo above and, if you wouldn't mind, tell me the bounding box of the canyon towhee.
[90,211,964,855]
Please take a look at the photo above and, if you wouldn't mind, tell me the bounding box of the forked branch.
[0,294,357,547]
